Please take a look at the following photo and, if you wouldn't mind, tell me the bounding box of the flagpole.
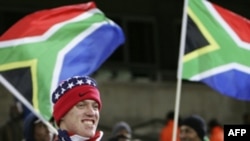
[172,0,189,141]
[0,74,58,135]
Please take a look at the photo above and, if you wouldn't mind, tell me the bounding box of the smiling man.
[179,115,208,141]
[52,76,103,141]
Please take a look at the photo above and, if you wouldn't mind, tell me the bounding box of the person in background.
[23,112,56,141]
[160,110,181,141]
[108,121,132,141]
[207,118,223,141]
[179,115,209,141]
[242,112,250,124]
[0,101,24,141]
[51,75,103,141]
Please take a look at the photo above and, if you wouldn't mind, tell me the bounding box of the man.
[160,110,181,141]
[23,112,55,141]
[0,101,24,141]
[51,75,103,141]
[243,112,250,124]
[109,121,132,141]
[208,118,223,141]
[179,115,208,141]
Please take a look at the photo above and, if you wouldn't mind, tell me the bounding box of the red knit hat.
[52,76,102,124]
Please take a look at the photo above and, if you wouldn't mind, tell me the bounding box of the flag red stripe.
[0,2,96,41]
[212,3,250,43]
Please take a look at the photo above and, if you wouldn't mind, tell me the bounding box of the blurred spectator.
[180,115,209,141]
[23,112,57,141]
[208,118,223,141]
[0,101,24,141]
[242,112,250,124]
[108,121,132,141]
[159,110,181,141]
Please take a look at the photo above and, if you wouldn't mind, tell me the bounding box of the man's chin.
[81,130,95,138]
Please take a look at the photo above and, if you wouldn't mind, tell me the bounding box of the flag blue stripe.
[59,24,125,82]
[202,70,250,101]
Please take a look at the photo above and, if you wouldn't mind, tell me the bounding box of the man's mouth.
[82,120,94,125]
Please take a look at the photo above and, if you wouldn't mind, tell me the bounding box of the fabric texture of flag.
[0,1,125,119]
[182,0,250,101]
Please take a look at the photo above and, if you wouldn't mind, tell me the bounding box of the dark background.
[0,0,249,81]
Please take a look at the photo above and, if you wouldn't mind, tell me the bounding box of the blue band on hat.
[52,76,97,104]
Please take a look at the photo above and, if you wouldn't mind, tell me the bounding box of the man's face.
[34,122,51,141]
[60,99,100,137]
[180,125,202,141]
[115,129,131,141]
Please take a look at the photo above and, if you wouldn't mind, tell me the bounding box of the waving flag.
[181,0,250,101]
[0,1,125,119]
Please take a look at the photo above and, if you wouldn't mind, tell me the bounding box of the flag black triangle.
[1,68,33,104]
[185,16,209,54]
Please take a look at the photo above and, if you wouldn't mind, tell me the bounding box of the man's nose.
[85,105,95,115]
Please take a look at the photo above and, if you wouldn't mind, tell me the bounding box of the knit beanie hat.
[111,121,132,136]
[52,76,102,124]
[181,115,207,141]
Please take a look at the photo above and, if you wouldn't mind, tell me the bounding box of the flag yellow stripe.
[0,60,39,112]
[184,7,220,62]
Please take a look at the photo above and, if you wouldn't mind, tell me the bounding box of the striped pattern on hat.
[52,75,97,104]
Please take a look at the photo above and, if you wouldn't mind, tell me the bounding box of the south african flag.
[0,1,125,120]
[181,0,250,101]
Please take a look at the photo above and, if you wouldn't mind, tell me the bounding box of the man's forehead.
[180,125,196,132]
[77,99,98,104]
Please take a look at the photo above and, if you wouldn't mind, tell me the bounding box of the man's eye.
[93,104,99,109]
[76,103,85,108]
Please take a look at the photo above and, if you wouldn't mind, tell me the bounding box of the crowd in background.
[0,75,250,141]
[1,101,249,141]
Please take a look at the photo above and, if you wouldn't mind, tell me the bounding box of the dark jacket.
[23,113,37,141]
